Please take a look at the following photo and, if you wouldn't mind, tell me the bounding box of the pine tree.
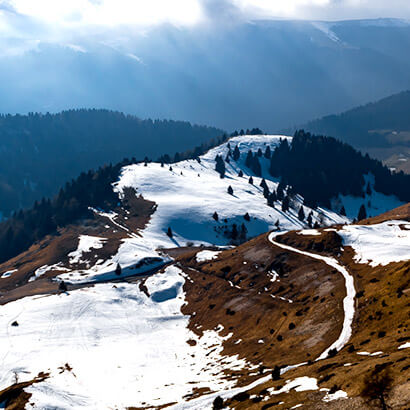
[213,211,219,221]
[169,166,173,172]
[225,153,230,163]
[238,170,244,177]
[267,193,275,207]
[282,195,290,212]
[257,148,263,157]
[160,161,164,168]
[264,146,271,159]
[260,178,268,189]
[59,281,68,292]
[307,211,313,227]
[248,176,254,185]
[233,145,240,161]
[215,155,226,178]
[275,219,280,229]
[340,206,346,216]
[263,185,270,199]
[244,212,250,221]
[227,185,234,195]
[358,204,367,221]
[115,263,122,276]
[245,150,253,168]
[298,206,305,221]
[167,227,173,238]
[251,156,262,177]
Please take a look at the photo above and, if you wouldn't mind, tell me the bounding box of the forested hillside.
[294,90,410,173]
[0,109,223,217]
[270,130,409,208]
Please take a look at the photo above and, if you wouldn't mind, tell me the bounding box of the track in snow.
[268,232,356,360]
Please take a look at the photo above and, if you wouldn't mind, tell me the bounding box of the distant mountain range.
[1,19,410,131]
[290,90,410,173]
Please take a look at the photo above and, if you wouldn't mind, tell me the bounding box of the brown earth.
[207,229,409,410]
[359,202,410,225]
[0,192,156,304]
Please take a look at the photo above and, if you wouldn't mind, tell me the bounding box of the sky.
[0,0,409,56]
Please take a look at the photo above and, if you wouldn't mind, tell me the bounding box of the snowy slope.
[338,220,410,267]
[0,266,249,409]
[55,134,403,285]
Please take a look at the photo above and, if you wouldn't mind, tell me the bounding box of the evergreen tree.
[167,227,173,238]
[264,145,271,159]
[244,212,250,221]
[238,170,244,177]
[282,195,290,212]
[307,211,313,227]
[215,155,226,178]
[248,176,254,185]
[358,204,367,221]
[267,193,275,207]
[115,263,122,276]
[213,211,219,221]
[233,145,240,161]
[275,219,280,229]
[59,281,68,292]
[257,148,263,157]
[340,206,346,216]
[227,185,234,195]
[245,150,253,168]
[263,185,270,198]
[260,178,268,189]
[251,156,262,177]
[225,153,230,164]
[298,206,305,221]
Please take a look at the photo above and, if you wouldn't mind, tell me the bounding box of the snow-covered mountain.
[0,135,408,409]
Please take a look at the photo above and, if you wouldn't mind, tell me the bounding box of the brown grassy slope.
[0,194,156,304]
[359,202,410,225]
[215,228,409,409]
[174,233,346,393]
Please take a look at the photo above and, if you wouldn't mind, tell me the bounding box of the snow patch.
[1,269,17,279]
[68,235,107,264]
[339,221,410,267]
[398,342,410,350]
[196,250,221,263]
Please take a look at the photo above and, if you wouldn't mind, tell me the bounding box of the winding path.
[173,231,356,409]
[268,232,356,360]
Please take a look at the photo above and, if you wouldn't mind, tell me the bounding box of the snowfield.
[114,135,347,253]
[0,266,249,409]
[339,220,410,267]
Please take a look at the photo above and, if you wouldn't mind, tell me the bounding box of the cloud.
[0,0,410,57]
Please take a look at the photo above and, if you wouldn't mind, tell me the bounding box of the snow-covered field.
[112,135,347,263]
[339,220,410,267]
[0,266,249,409]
